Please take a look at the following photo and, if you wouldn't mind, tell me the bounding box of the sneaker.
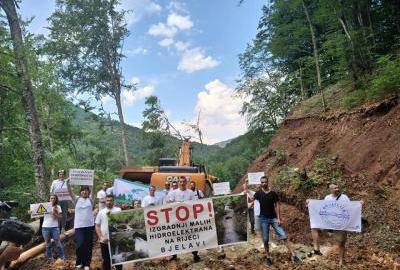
[193,255,201,263]
[169,255,177,261]
[75,265,83,269]
[263,258,273,266]
[84,267,90,270]
[292,255,301,263]
[64,231,69,236]
[307,249,323,257]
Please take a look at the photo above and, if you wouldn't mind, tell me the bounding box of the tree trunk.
[0,0,48,200]
[114,85,129,166]
[299,65,305,100]
[301,0,327,111]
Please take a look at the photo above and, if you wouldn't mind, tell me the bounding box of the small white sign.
[212,182,231,195]
[247,172,265,185]
[30,202,53,218]
[69,168,95,186]
[55,187,72,201]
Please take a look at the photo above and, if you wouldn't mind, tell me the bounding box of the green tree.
[47,0,132,165]
[0,0,48,200]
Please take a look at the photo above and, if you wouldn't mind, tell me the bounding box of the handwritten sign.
[55,187,72,201]
[30,202,53,218]
[69,168,94,186]
[212,182,231,195]
[247,172,265,185]
[308,199,362,232]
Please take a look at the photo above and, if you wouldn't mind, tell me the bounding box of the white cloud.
[126,47,148,55]
[123,85,155,106]
[177,47,220,73]
[148,22,177,38]
[100,95,112,104]
[174,41,190,51]
[130,76,140,85]
[167,1,188,13]
[194,80,246,144]
[159,38,174,47]
[167,13,193,30]
[120,0,162,25]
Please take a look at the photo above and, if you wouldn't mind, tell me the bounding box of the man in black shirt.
[249,176,300,266]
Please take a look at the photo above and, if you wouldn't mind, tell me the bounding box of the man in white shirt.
[95,195,122,270]
[189,181,204,200]
[97,182,108,210]
[169,177,200,262]
[308,183,363,266]
[141,185,162,207]
[242,183,256,234]
[49,170,69,234]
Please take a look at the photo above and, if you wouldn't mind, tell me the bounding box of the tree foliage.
[238,0,400,131]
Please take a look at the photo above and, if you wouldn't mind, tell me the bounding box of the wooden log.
[9,228,75,269]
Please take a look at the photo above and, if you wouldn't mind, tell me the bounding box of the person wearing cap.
[50,170,69,234]
[67,179,96,270]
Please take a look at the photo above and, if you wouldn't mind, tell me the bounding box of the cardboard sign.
[30,202,53,218]
[55,187,72,201]
[69,168,95,186]
[308,199,362,232]
[212,182,231,195]
[108,194,248,266]
[247,172,265,185]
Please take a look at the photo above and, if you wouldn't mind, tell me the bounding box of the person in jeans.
[30,194,65,262]
[50,170,69,235]
[95,195,122,270]
[249,176,300,266]
[67,179,96,270]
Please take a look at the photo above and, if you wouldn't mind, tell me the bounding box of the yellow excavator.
[118,137,216,196]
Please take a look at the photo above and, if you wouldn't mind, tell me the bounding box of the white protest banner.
[55,187,72,201]
[212,182,231,195]
[308,199,362,232]
[30,202,53,218]
[108,194,248,266]
[247,172,265,185]
[69,168,95,186]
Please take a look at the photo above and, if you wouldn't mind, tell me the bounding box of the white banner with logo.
[69,168,95,186]
[308,199,362,232]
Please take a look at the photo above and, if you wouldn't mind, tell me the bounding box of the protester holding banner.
[67,179,96,270]
[29,194,65,262]
[190,181,204,200]
[168,176,201,262]
[95,195,122,270]
[249,176,300,266]
[307,183,364,266]
[50,169,69,235]
[141,185,162,207]
[97,182,108,211]
[162,180,171,204]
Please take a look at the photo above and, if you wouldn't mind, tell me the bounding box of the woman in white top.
[29,194,65,261]
[67,179,96,270]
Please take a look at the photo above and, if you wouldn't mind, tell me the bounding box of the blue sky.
[19,0,265,144]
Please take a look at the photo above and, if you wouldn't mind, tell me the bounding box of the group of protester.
[40,171,205,269]
[244,175,363,266]
[36,169,360,269]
